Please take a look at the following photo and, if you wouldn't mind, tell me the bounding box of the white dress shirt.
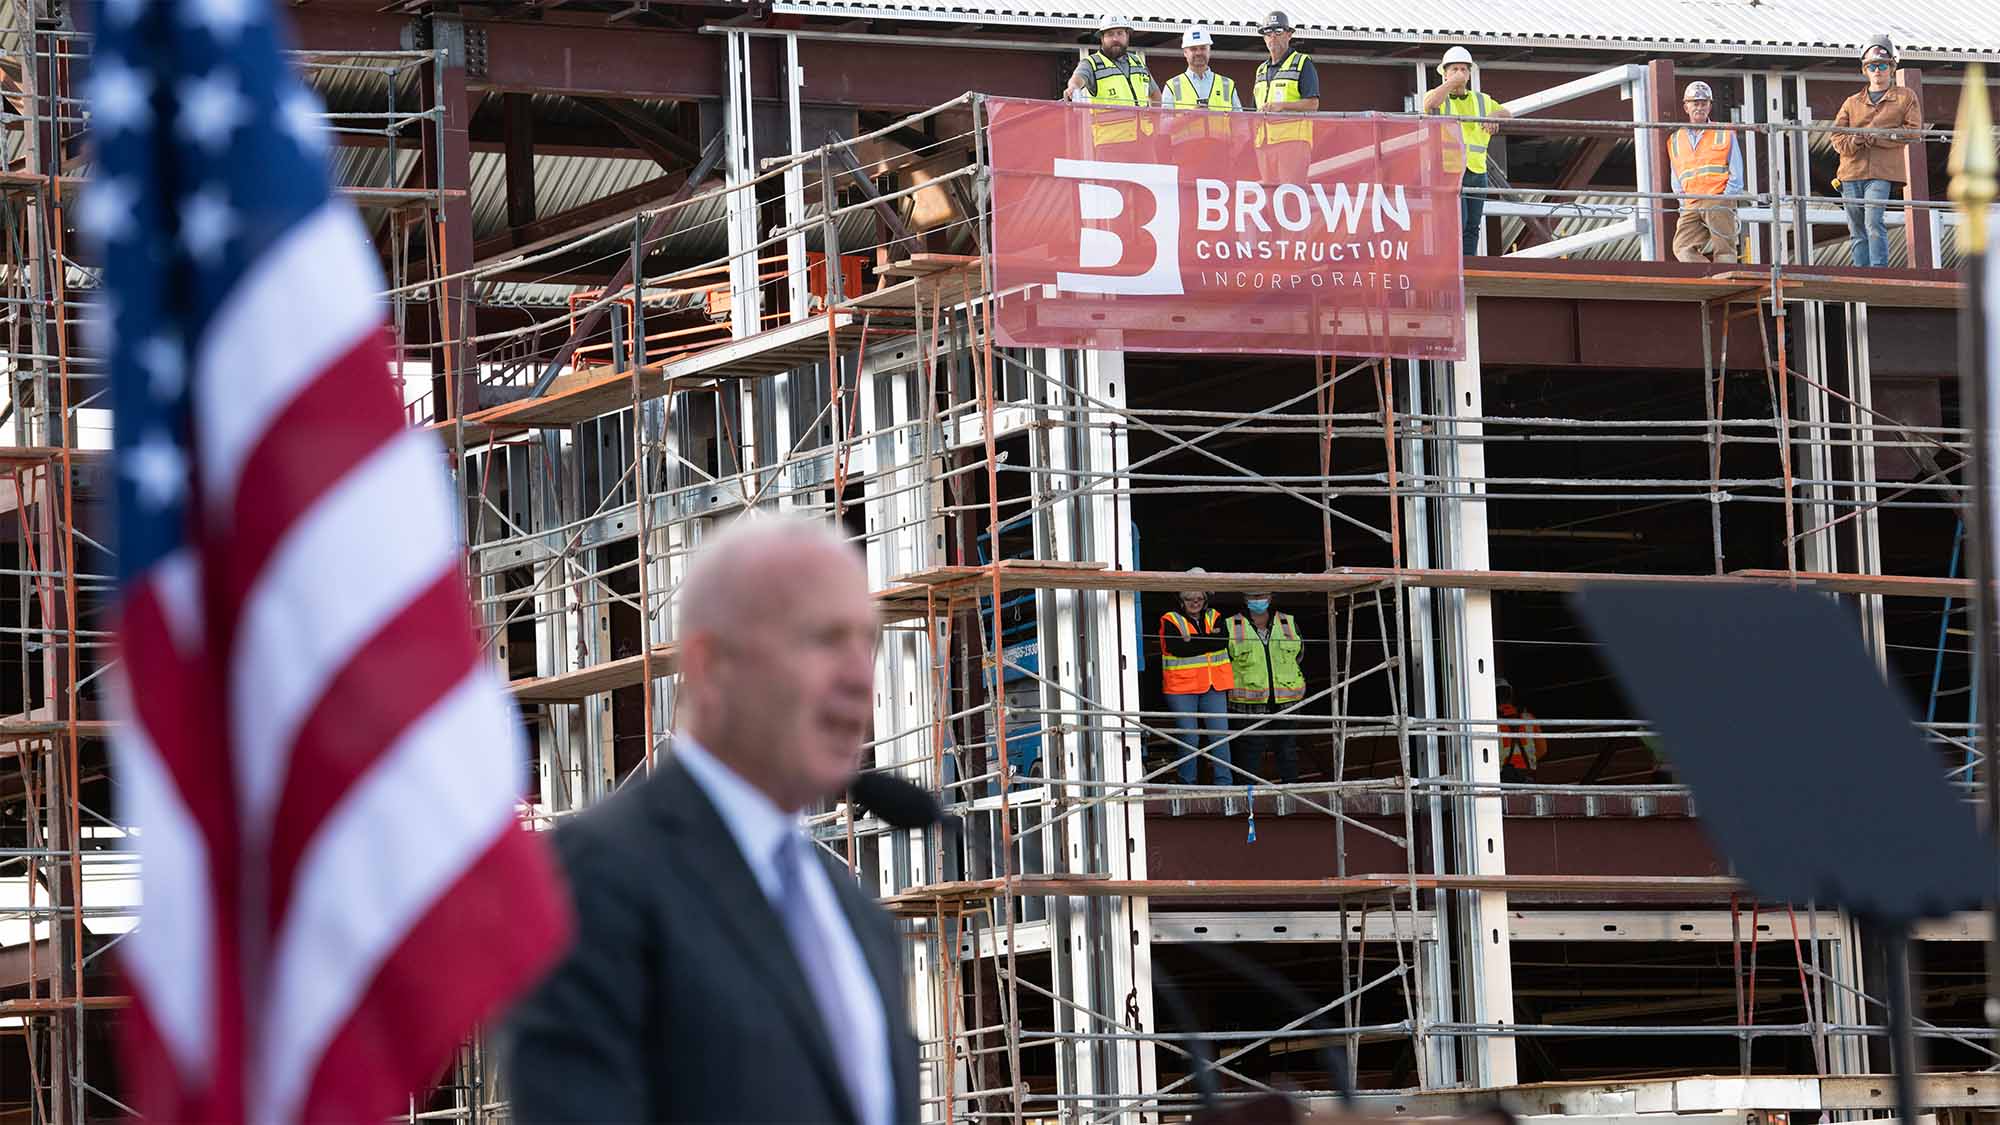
[674,736,893,1125]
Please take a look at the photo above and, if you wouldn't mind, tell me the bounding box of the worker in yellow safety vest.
[1224,591,1303,783]
[1065,13,1157,150]
[1497,678,1547,782]
[1160,27,1240,152]
[1159,568,1234,784]
[1422,46,1513,257]
[1251,11,1318,183]
[1668,80,1745,263]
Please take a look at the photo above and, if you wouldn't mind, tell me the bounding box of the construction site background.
[0,3,1995,1121]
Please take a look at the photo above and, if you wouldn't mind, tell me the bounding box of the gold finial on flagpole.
[1949,63,1997,255]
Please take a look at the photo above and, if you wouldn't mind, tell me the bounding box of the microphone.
[849,771,944,830]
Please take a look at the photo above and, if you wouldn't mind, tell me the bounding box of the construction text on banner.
[985,97,1467,359]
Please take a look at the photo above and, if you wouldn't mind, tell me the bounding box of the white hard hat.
[1683,80,1714,101]
[1180,566,1208,599]
[1181,26,1213,48]
[1097,13,1133,34]
[1437,46,1475,75]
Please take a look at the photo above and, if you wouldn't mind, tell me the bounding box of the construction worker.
[1224,591,1303,784]
[1159,569,1234,784]
[1668,81,1745,264]
[1162,27,1239,110]
[1161,27,1238,158]
[1496,678,1546,783]
[1065,14,1157,150]
[1251,11,1317,183]
[1422,46,1513,257]
[1830,35,1923,268]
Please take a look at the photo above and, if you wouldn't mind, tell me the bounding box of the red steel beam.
[1646,58,1677,261]
[502,92,536,239]
[1897,66,1932,269]
[421,27,477,420]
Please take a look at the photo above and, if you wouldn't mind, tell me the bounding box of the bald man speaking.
[504,516,918,1123]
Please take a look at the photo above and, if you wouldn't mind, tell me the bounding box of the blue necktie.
[773,833,873,1121]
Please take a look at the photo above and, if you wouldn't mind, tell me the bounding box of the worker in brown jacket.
[1830,35,1923,268]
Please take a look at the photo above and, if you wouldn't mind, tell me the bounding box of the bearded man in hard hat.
[1065,14,1158,150]
[1160,27,1240,157]
[1829,35,1923,268]
[1667,81,1745,263]
[1251,11,1318,183]
[1421,46,1513,257]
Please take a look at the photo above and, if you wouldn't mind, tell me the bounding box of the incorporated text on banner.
[986,97,1467,359]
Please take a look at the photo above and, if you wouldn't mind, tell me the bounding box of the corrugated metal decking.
[772,0,2000,58]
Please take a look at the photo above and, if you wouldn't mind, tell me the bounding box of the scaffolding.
[0,11,451,1117]
[424,58,1995,1122]
[0,11,1994,1121]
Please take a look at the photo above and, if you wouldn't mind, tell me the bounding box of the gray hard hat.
[1181,566,1209,600]
[1259,10,1293,33]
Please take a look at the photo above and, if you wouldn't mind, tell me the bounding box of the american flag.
[87,0,571,1118]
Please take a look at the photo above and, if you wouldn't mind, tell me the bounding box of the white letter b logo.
[1053,158,1183,296]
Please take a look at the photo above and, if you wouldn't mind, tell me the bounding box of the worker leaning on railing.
[1160,26,1240,153]
[1250,11,1319,184]
[1422,46,1514,258]
[1064,14,1158,150]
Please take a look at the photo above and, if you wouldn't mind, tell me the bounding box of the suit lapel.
[647,765,860,1124]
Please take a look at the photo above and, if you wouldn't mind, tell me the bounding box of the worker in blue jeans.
[1423,46,1513,257]
[1159,569,1234,784]
[1831,36,1922,268]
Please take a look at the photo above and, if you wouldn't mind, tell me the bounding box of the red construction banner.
[985,97,1466,359]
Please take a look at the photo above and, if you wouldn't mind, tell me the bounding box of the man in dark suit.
[504,515,919,1123]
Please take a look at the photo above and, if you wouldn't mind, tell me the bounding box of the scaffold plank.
[469,310,864,428]
[0,719,113,746]
[0,170,462,211]
[513,585,942,702]
[1332,1072,2000,1118]
[881,872,1742,915]
[842,255,984,312]
[889,564,1972,601]
[878,253,979,280]
[1465,266,1765,303]
[1725,269,1965,309]
[1463,262,1963,309]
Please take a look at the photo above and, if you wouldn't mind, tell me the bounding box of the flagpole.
[1947,66,1999,1030]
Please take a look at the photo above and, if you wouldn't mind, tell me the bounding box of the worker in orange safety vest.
[1668,80,1745,263]
[1497,677,1546,782]
[1160,568,1234,784]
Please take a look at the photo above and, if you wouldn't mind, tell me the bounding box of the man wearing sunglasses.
[1829,36,1924,268]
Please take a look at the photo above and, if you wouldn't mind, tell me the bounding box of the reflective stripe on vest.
[1437,90,1496,174]
[1499,703,1544,769]
[1253,51,1312,147]
[1161,609,1231,694]
[1163,72,1236,144]
[1083,51,1155,145]
[1224,613,1306,705]
[1671,128,1735,199]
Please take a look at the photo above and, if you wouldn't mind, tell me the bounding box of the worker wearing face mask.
[1224,590,1304,783]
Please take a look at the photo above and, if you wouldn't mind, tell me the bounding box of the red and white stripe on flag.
[108,203,572,1123]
